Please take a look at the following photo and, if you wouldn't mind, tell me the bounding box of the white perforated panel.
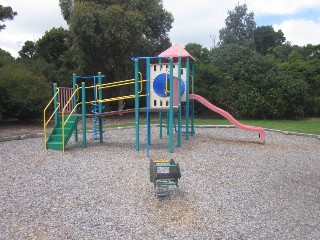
[149,63,186,109]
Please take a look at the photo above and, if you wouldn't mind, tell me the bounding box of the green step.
[46,115,78,151]
[46,141,64,150]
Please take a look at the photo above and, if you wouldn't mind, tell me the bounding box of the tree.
[254,26,286,55]
[18,41,36,59]
[61,0,173,109]
[0,5,17,31]
[59,0,75,24]
[36,27,71,67]
[0,48,14,66]
[219,4,256,46]
[185,43,210,63]
[65,0,173,74]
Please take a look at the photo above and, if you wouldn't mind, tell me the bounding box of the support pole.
[53,83,58,126]
[191,62,195,135]
[134,59,140,151]
[177,56,182,147]
[185,57,190,140]
[81,82,87,148]
[146,58,151,148]
[72,74,78,142]
[169,58,174,153]
[159,112,163,139]
[98,72,103,143]
[166,112,169,135]
[159,58,163,140]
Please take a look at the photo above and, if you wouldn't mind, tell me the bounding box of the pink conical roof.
[158,43,196,61]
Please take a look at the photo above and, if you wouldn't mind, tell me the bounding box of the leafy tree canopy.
[36,27,71,67]
[0,5,17,31]
[254,26,286,55]
[219,3,256,46]
[0,48,14,66]
[18,41,36,59]
[62,0,173,77]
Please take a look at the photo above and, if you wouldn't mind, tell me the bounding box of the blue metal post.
[72,74,78,142]
[81,82,87,148]
[98,72,103,143]
[134,59,140,151]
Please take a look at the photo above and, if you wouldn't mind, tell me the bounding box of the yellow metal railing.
[43,88,60,149]
[61,87,82,152]
[44,73,146,151]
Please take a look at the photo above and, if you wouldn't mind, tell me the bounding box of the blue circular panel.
[153,73,186,98]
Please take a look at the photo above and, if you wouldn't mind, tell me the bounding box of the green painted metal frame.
[133,55,194,153]
[53,83,58,125]
[177,56,182,147]
[81,82,87,148]
[72,74,78,142]
[185,57,190,140]
[168,58,174,153]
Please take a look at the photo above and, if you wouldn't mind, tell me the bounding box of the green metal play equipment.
[43,44,197,153]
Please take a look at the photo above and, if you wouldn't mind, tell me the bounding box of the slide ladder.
[91,102,105,140]
[189,94,266,143]
[46,115,78,150]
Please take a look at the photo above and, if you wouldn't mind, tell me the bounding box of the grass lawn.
[105,114,320,135]
[194,118,320,135]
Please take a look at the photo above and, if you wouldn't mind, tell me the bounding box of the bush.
[211,44,310,119]
[0,63,51,120]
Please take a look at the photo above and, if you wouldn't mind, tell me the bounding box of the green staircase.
[46,115,78,150]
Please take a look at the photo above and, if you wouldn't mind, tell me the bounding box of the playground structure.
[43,44,265,153]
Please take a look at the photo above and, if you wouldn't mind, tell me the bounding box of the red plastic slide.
[189,94,266,143]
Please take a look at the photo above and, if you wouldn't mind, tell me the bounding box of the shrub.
[0,63,51,120]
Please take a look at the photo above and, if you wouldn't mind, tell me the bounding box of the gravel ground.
[0,126,319,239]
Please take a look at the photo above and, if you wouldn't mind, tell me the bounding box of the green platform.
[46,115,78,150]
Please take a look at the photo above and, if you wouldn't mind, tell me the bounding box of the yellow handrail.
[165,71,170,94]
[61,87,81,152]
[138,72,143,94]
[43,88,60,149]
[95,94,146,103]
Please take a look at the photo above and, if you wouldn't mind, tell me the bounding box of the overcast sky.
[1,0,320,58]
